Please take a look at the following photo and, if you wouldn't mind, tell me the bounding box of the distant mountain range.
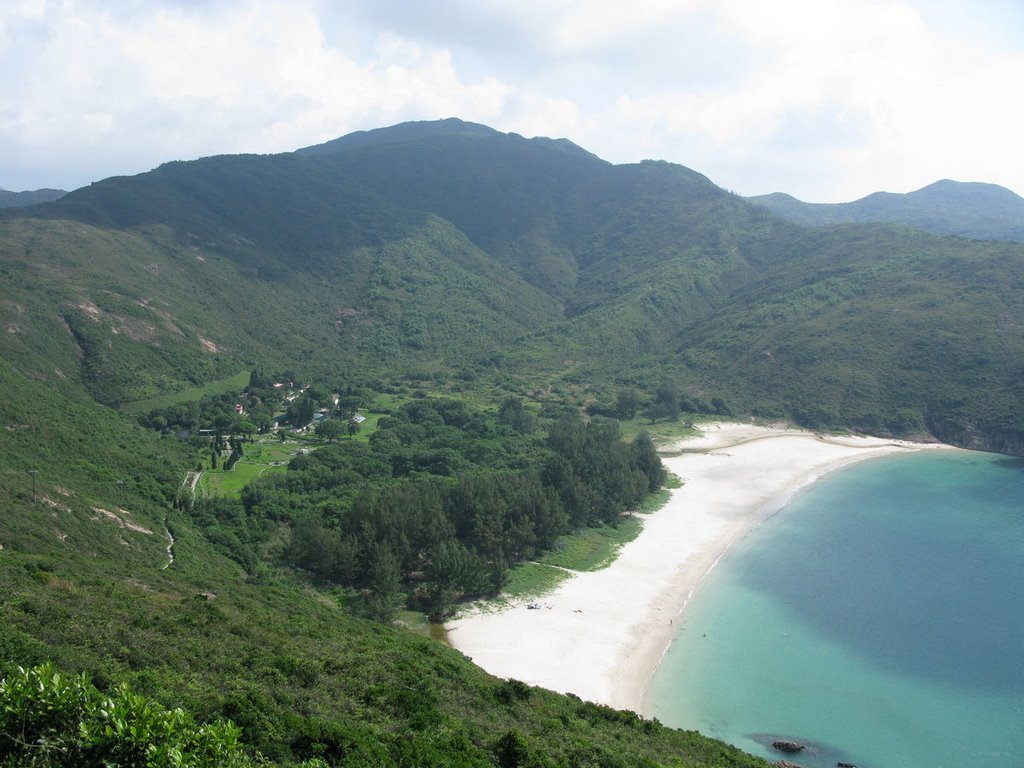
[0,186,66,208]
[748,180,1024,242]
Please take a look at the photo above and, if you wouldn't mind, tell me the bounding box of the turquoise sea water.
[647,450,1024,768]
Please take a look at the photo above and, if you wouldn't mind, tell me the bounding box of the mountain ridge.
[748,179,1024,241]
[0,186,67,208]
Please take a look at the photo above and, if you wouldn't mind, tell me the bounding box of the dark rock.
[776,761,803,768]
[772,740,806,753]
[837,763,858,768]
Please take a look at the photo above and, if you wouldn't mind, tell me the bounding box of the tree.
[337,394,362,418]
[498,396,535,433]
[305,383,331,405]
[315,419,345,442]
[614,388,643,419]
[647,382,680,421]
[362,542,402,622]
[0,663,258,767]
[632,431,666,492]
[286,395,317,428]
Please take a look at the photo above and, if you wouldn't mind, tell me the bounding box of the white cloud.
[0,0,514,189]
[0,0,1022,201]
[603,0,1024,199]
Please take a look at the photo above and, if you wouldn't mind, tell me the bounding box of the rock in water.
[772,739,806,753]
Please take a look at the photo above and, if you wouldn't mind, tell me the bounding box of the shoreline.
[445,423,952,714]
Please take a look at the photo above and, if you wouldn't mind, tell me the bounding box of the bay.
[647,450,1024,768]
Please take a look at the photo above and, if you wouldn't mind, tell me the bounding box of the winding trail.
[161,514,175,570]
[165,469,203,571]
[183,470,202,499]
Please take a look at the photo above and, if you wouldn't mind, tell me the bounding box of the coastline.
[444,422,950,714]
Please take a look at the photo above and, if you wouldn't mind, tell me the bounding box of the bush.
[0,663,257,766]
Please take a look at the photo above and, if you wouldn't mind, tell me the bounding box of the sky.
[2,0,1022,201]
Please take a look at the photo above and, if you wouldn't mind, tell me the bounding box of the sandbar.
[444,422,948,714]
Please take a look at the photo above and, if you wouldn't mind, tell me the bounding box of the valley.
[2,118,1023,766]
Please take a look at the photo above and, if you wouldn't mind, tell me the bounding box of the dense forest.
[190,396,664,619]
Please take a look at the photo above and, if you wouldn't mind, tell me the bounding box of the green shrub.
[0,663,257,766]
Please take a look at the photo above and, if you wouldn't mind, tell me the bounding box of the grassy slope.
[0,550,769,767]
[0,208,560,405]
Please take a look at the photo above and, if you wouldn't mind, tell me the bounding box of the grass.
[495,473,680,601]
[500,562,572,599]
[198,407,393,499]
[393,609,449,642]
[618,416,703,448]
[330,393,410,443]
[537,517,644,572]
[198,436,310,499]
[351,411,387,441]
[120,370,251,413]
[201,460,284,497]
[636,473,682,514]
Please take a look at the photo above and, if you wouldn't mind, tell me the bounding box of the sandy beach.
[445,422,946,714]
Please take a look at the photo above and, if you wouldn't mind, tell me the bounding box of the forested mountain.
[2,118,1024,765]
[0,186,66,208]
[7,119,1021,448]
[748,179,1024,242]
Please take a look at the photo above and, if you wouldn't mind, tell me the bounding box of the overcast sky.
[2,0,1022,201]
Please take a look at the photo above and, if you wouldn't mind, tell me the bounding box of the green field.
[537,517,644,572]
[500,561,573,599]
[121,370,251,413]
[199,437,311,498]
[197,399,399,498]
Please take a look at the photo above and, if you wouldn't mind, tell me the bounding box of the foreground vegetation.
[0,500,768,768]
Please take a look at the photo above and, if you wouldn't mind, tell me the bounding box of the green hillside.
[673,225,1024,451]
[8,120,1021,450]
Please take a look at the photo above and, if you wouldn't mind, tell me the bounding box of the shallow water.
[647,450,1024,768]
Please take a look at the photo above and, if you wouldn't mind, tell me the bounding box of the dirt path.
[185,470,202,498]
[161,514,175,570]
[165,469,203,571]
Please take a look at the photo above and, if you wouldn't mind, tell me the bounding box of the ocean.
[646,449,1024,768]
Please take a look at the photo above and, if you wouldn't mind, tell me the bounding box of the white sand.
[445,422,948,714]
